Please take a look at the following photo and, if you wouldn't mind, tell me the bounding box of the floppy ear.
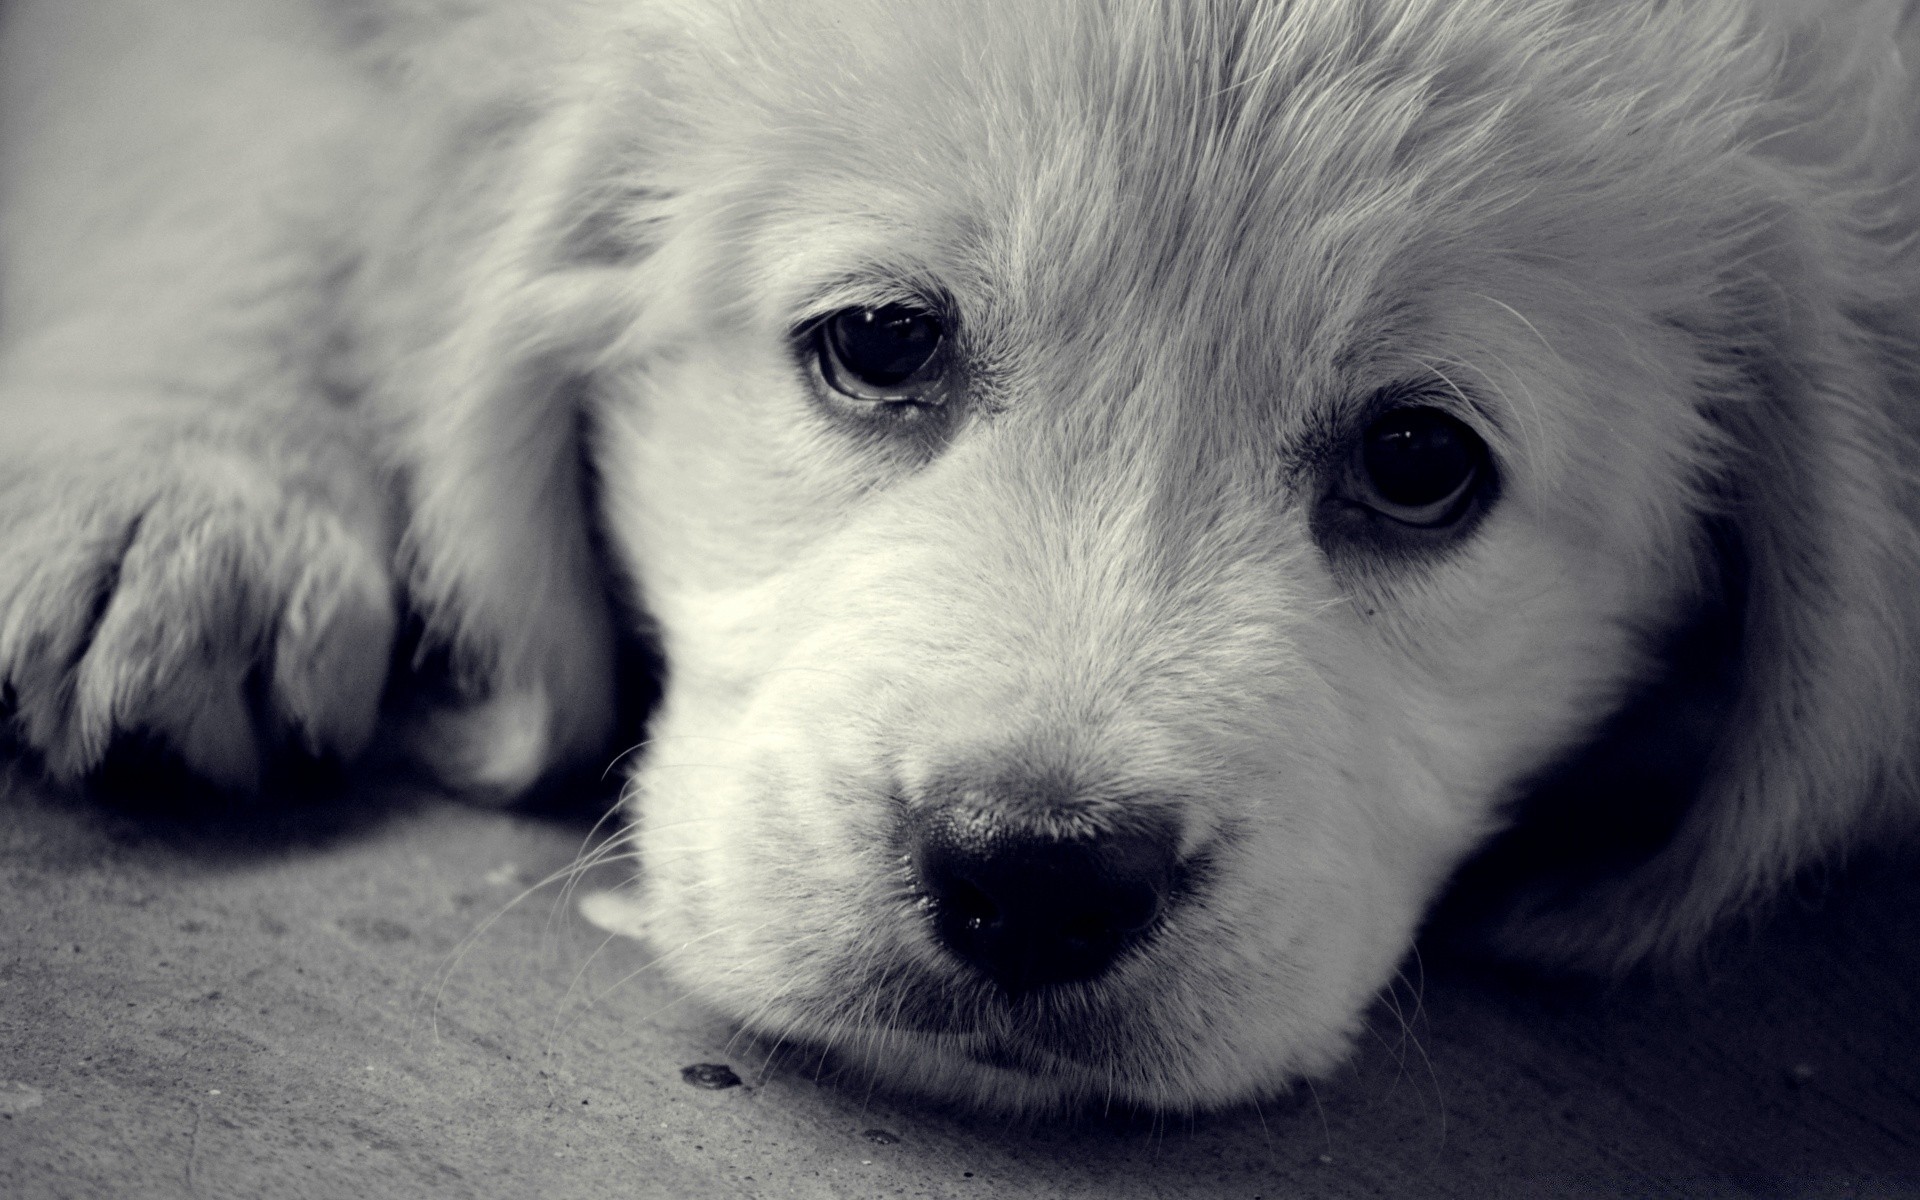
[385,27,679,794]
[1448,0,1920,970]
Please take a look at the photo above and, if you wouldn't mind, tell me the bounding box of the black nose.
[906,805,1179,995]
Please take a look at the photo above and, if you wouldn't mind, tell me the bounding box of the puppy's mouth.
[870,1026,1116,1089]
[765,1023,1131,1116]
[779,958,1166,1098]
[807,939,1137,1041]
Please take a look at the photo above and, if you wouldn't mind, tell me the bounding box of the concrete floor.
[3,769,1918,1199]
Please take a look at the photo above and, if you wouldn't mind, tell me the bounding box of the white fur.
[2,0,1916,1112]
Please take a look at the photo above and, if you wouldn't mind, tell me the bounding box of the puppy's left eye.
[814,303,947,402]
[1350,406,1489,527]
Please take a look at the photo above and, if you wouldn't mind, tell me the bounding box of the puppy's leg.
[0,0,400,793]
[392,284,622,801]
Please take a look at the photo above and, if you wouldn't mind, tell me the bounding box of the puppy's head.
[533,0,1918,1111]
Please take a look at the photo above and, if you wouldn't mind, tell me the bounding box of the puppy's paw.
[402,683,558,803]
[0,445,398,793]
[390,550,622,803]
[394,618,624,804]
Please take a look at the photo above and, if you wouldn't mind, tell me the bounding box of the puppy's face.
[589,0,1755,1111]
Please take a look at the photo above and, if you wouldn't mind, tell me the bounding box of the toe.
[271,519,398,762]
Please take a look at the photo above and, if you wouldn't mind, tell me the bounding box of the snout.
[904,786,1183,996]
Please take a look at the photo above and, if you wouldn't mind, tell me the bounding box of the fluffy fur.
[2,0,1916,1113]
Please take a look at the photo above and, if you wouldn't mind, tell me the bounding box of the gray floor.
[3,770,1917,1199]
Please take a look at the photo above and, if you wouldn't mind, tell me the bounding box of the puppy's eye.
[1352,406,1488,527]
[815,304,946,402]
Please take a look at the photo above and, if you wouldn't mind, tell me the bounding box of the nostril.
[906,804,1179,994]
[1097,881,1162,936]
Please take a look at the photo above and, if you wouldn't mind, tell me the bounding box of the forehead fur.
[643,0,1776,344]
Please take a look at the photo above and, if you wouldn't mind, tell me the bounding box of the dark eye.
[1352,406,1489,527]
[815,303,946,402]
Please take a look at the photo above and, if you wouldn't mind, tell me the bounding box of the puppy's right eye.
[1350,406,1490,528]
[814,304,947,403]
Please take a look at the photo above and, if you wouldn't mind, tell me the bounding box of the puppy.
[2,0,1916,1113]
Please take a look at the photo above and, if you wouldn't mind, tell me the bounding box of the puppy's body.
[3,0,1917,1112]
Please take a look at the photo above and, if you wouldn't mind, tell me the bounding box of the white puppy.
[2,0,1916,1113]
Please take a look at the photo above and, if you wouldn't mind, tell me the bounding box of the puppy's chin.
[806,998,1369,1116]
[761,1025,1352,1118]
